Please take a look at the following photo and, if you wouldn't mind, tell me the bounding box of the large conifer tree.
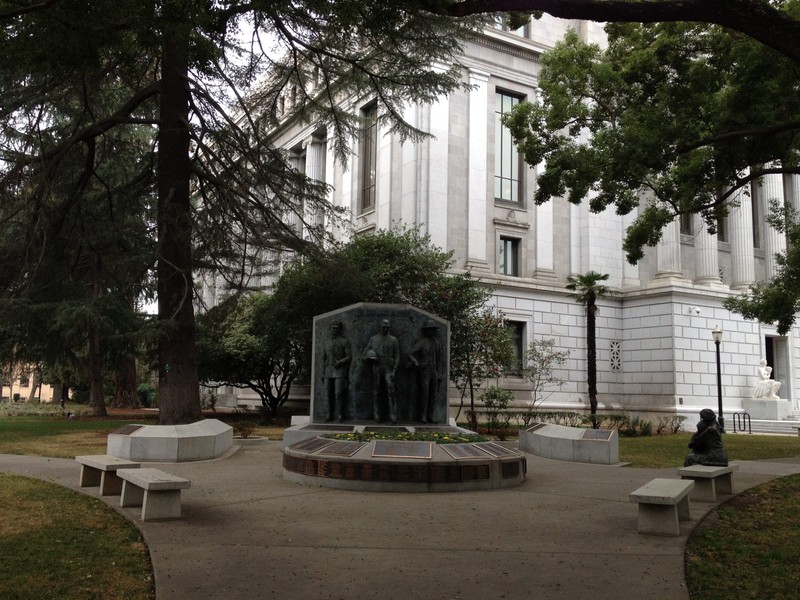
[0,1,484,423]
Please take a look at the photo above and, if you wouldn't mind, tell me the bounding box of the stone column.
[655,218,683,279]
[287,153,304,234]
[786,174,800,215]
[304,136,327,237]
[761,171,787,279]
[728,180,755,290]
[693,212,722,286]
[622,210,640,288]
[466,68,490,270]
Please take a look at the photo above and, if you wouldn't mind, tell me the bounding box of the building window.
[679,213,693,236]
[492,14,529,36]
[752,183,762,249]
[506,321,525,373]
[495,91,523,204]
[359,102,378,213]
[20,375,29,387]
[499,236,520,276]
[610,341,622,371]
[717,215,728,242]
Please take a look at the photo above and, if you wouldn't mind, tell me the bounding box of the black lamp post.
[711,326,724,433]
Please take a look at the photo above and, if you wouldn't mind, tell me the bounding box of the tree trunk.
[111,355,140,408]
[51,382,64,406]
[26,369,41,404]
[587,304,598,417]
[88,324,108,417]
[156,23,202,425]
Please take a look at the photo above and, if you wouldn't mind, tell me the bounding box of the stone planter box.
[519,423,619,464]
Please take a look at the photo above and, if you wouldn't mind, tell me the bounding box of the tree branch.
[431,0,800,64]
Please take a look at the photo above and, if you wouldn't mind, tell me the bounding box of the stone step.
[727,418,800,435]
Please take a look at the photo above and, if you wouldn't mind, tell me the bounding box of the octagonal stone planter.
[107,419,233,462]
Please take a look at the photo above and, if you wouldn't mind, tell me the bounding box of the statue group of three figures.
[321,317,443,424]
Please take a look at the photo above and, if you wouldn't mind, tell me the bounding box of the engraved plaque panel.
[301,424,353,432]
[441,443,489,460]
[364,427,409,433]
[290,437,335,453]
[372,440,432,459]
[525,423,547,432]
[582,429,613,441]
[112,425,143,435]
[502,460,521,479]
[473,442,519,458]
[318,441,366,457]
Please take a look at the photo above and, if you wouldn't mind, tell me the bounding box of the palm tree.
[566,272,614,423]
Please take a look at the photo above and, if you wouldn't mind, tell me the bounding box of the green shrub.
[136,383,154,408]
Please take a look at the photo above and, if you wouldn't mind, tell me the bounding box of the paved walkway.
[3,445,800,600]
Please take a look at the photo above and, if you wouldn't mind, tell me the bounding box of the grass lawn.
[619,432,800,467]
[1,408,799,600]
[0,473,153,600]
[0,406,284,458]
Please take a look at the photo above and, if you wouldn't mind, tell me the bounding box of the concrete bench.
[677,464,738,502]
[629,478,694,536]
[75,455,140,496]
[118,468,191,521]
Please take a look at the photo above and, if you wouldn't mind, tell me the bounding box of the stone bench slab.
[677,464,738,502]
[75,455,140,496]
[118,468,191,521]
[630,478,694,536]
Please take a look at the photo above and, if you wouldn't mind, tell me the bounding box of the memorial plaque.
[461,465,490,481]
[441,443,489,460]
[525,423,547,432]
[112,424,143,435]
[473,442,519,458]
[502,460,522,479]
[302,424,353,432]
[290,437,335,453]
[582,429,613,441]
[372,440,432,459]
[318,441,366,457]
[364,426,409,433]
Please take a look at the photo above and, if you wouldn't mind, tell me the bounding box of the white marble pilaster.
[466,69,490,270]
[534,199,555,278]
[400,101,419,228]
[428,96,450,249]
[377,121,393,230]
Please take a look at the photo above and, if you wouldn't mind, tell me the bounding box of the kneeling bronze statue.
[684,408,729,467]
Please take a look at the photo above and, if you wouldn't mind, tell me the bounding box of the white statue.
[752,358,781,400]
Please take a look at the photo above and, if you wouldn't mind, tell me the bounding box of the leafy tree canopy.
[0,1,487,422]
[197,228,512,413]
[502,21,800,264]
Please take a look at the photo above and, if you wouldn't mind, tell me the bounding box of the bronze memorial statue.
[409,319,444,424]
[684,408,729,467]
[321,321,352,422]
[362,318,400,423]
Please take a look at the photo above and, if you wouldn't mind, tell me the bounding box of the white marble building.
[221,16,800,424]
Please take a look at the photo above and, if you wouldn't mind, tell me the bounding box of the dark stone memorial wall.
[311,303,449,424]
